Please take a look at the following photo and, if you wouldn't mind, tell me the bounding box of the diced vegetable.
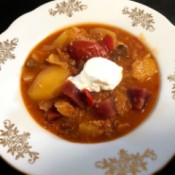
[113,90,131,116]
[28,65,70,100]
[31,50,50,63]
[82,89,94,107]
[67,40,109,60]
[67,34,116,60]
[79,120,104,137]
[89,27,117,46]
[52,29,74,49]
[56,48,70,61]
[52,27,89,49]
[46,53,68,68]
[94,97,116,118]
[99,35,115,52]
[131,54,158,81]
[61,80,85,108]
[54,100,77,118]
[117,123,130,132]
[127,87,151,110]
[39,100,53,112]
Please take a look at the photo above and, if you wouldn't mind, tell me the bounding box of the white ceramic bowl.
[0,0,175,174]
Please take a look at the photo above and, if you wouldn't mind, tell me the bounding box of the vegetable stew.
[20,23,160,143]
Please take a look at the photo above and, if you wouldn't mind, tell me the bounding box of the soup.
[20,23,160,143]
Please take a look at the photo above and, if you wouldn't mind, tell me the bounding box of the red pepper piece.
[61,80,85,108]
[67,40,109,60]
[127,87,151,110]
[82,88,94,107]
[94,97,116,118]
[100,35,114,52]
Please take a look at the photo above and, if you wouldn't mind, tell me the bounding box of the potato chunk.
[52,29,73,49]
[28,65,70,100]
[52,27,89,49]
[131,54,158,81]
[79,120,104,137]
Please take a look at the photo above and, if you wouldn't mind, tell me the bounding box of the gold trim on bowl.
[168,72,175,99]
[122,7,155,31]
[49,0,88,17]
[95,149,157,175]
[0,38,18,70]
[0,120,39,164]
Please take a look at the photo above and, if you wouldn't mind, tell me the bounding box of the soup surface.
[21,23,160,143]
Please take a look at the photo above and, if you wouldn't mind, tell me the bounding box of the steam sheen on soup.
[21,24,160,143]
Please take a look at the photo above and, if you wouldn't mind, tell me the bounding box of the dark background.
[0,0,175,174]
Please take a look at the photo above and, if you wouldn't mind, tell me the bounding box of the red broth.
[20,23,160,143]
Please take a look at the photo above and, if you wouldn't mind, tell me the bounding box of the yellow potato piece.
[28,65,70,101]
[52,29,72,49]
[131,54,158,81]
[52,27,83,49]
[79,121,104,137]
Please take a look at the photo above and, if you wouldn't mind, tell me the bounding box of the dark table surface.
[0,0,175,174]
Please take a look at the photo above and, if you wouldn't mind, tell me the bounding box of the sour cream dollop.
[68,57,123,92]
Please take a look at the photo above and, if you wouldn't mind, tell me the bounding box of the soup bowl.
[0,0,175,174]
